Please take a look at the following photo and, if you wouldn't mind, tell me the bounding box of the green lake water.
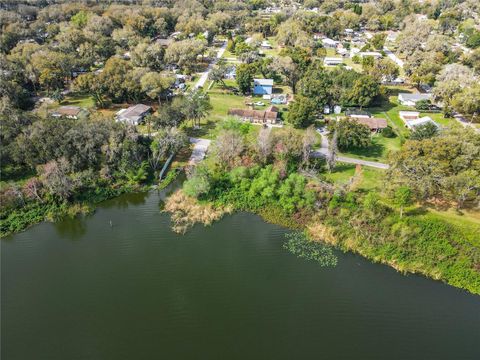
[2,189,480,359]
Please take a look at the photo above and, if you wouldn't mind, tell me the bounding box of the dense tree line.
[387,128,480,209]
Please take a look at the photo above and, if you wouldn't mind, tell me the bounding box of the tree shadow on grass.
[332,163,355,172]
[386,87,413,97]
[185,119,217,138]
[405,206,429,217]
[341,142,384,160]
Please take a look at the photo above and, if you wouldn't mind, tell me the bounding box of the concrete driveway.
[188,137,211,165]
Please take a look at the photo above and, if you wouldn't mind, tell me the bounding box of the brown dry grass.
[306,222,338,246]
[164,190,232,233]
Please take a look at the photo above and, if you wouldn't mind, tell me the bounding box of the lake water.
[2,189,480,360]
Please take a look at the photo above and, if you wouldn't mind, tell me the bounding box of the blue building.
[253,78,273,95]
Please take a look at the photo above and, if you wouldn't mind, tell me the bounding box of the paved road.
[312,150,390,169]
[188,137,211,165]
[383,47,404,68]
[314,129,390,169]
[194,42,227,89]
[188,133,389,169]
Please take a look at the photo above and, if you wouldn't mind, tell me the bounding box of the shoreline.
[3,178,479,296]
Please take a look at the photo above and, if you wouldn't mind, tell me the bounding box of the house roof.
[254,78,274,86]
[406,116,439,128]
[116,104,152,121]
[398,93,431,102]
[354,117,388,130]
[324,57,343,63]
[399,111,419,117]
[360,51,382,57]
[228,107,278,121]
[322,38,337,45]
[52,106,83,117]
[266,105,279,112]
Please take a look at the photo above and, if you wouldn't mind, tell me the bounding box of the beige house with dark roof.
[228,106,279,124]
[352,117,388,132]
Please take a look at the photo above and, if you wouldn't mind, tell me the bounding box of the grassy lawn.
[221,49,238,62]
[208,92,247,119]
[58,93,95,109]
[324,48,363,72]
[368,95,459,139]
[323,162,385,190]
[261,36,282,57]
[339,132,401,162]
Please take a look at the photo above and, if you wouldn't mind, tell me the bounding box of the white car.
[254,101,265,106]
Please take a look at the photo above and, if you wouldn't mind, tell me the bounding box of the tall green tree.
[236,63,255,94]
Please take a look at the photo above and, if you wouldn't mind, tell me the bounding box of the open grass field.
[338,132,401,162]
[57,93,95,109]
[323,162,385,190]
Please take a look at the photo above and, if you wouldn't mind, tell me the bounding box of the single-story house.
[253,78,273,95]
[405,116,439,130]
[398,93,432,106]
[322,38,338,48]
[399,111,420,121]
[228,106,278,124]
[51,106,88,120]
[324,57,343,66]
[419,84,432,93]
[345,109,372,118]
[116,104,152,125]
[352,117,388,132]
[359,51,383,59]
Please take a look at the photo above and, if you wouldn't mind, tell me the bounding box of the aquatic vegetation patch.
[284,232,338,267]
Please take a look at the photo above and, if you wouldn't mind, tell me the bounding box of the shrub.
[381,126,396,138]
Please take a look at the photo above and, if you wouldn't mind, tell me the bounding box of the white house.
[399,111,420,122]
[324,57,343,66]
[322,38,337,48]
[359,51,383,59]
[405,116,439,129]
[398,93,432,106]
